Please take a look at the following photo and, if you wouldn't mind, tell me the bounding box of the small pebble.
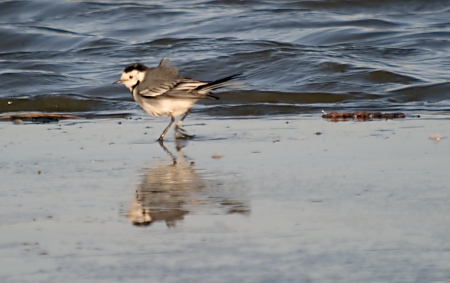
[13,118,23,125]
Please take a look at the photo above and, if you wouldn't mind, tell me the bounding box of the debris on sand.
[322,111,406,122]
[429,134,445,143]
[0,113,81,124]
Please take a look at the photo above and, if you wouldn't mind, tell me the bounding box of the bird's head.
[113,63,148,91]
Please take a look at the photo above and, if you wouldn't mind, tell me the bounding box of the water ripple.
[0,0,449,117]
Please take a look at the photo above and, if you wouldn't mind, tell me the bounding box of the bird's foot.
[175,125,194,139]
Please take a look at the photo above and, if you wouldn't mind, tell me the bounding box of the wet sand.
[1,116,450,282]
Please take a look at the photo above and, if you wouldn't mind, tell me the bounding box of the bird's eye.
[129,75,133,79]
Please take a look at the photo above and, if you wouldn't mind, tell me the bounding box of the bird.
[113,58,239,141]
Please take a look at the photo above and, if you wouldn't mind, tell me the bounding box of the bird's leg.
[176,108,192,131]
[175,108,194,139]
[158,116,175,141]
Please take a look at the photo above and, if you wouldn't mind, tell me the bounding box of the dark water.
[1,0,450,117]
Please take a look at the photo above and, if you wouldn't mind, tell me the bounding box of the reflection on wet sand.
[127,141,249,227]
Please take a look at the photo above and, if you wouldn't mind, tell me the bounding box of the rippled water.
[1,0,450,117]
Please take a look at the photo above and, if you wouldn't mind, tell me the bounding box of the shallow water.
[1,0,450,117]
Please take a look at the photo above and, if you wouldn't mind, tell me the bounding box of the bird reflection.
[127,140,249,227]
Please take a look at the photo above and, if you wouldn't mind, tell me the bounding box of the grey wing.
[154,58,179,83]
[138,79,210,99]
[140,58,180,90]
[158,58,171,67]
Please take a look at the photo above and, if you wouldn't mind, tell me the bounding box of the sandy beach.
[1,115,450,282]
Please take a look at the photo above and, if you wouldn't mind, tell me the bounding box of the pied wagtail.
[114,58,239,141]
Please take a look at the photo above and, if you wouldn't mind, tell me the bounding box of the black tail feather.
[196,73,242,91]
[205,73,242,87]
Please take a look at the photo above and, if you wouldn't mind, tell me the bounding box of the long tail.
[195,74,242,97]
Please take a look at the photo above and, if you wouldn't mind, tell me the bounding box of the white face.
[115,69,145,92]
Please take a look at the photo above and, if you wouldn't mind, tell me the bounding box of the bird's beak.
[113,79,123,85]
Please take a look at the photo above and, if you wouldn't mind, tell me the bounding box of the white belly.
[135,96,197,118]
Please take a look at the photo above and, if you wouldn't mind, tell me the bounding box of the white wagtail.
[114,58,239,141]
